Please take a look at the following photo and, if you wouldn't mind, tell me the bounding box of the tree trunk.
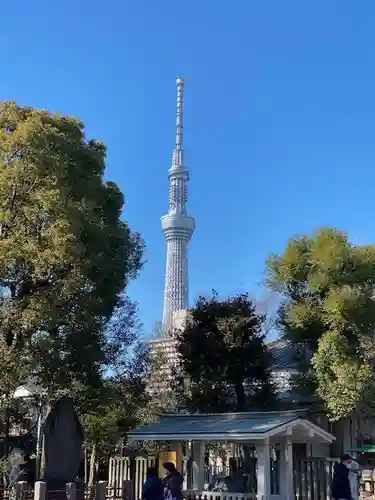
[4,405,10,459]
[39,403,51,479]
[84,445,88,484]
[39,433,46,478]
[88,444,96,488]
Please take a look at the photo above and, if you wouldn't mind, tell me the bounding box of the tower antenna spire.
[175,76,184,154]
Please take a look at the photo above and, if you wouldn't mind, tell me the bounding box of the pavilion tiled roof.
[128,409,335,442]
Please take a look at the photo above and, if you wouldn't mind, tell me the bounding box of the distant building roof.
[13,379,45,399]
[268,338,302,370]
[267,338,316,404]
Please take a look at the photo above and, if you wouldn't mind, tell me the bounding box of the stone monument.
[43,396,83,492]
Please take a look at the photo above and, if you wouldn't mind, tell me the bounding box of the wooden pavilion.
[128,409,335,500]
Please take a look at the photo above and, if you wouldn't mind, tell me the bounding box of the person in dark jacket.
[163,462,183,500]
[331,454,352,500]
[142,467,164,500]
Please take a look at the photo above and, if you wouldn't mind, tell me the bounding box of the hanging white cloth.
[348,460,360,500]
[8,465,22,487]
[7,449,26,487]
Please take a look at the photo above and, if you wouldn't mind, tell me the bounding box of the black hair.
[147,467,158,478]
[163,462,176,473]
[340,454,352,462]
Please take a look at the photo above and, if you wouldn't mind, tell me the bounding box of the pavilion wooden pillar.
[256,439,271,500]
[191,440,205,490]
[174,441,183,473]
[280,438,294,500]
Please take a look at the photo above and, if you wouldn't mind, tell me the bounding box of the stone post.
[123,479,134,500]
[34,481,47,500]
[66,482,77,500]
[15,481,28,500]
[95,481,106,500]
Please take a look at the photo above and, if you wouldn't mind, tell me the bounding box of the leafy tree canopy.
[266,227,375,420]
[175,291,275,413]
[0,101,144,393]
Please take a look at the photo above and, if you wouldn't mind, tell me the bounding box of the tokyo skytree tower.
[161,77,195,335]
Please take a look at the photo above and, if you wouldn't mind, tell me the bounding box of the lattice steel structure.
[161,77,195,335]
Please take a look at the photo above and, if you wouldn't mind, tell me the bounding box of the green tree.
[81,389,119,486]
[64,300,148,483]
[0,341,30,455]
[266,227,375,420]
[0,101,143,394]
[78,300,153,483]
[175,292,274,412]
[81,371,149,487]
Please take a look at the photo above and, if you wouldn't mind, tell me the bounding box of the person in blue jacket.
[331,454,353,500]
[142,467,164,500]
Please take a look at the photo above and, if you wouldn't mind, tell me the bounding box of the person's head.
[229,457,237,474]
[340,454,352,466]
[146,467,158,479]
[163,462,176,474]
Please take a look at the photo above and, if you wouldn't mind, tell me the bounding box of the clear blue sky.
[2,1,375,334]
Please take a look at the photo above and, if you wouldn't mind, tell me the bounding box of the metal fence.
[294,458,334,500]
[1,458,342,500]
[0,481,131,500]
[108,457,156,500]
[107,455,340,500]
